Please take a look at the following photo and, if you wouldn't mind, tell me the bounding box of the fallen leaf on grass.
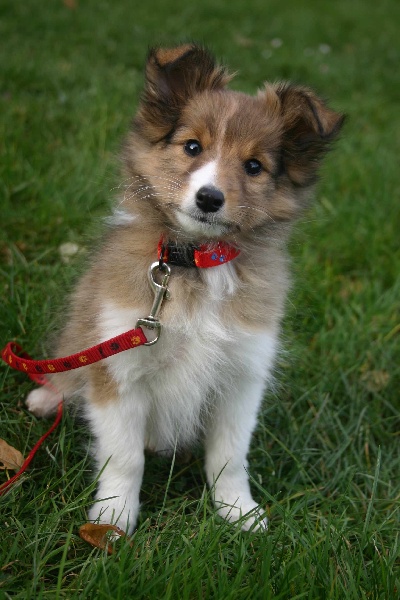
[0,439,24,471]
[79,523,128,554]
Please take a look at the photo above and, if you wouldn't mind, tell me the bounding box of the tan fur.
[88,363,119,406]
[151,45,196,66]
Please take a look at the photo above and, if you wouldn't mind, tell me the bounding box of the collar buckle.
[136,262,171,346]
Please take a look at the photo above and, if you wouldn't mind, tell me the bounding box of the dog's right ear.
[135,44,232,142]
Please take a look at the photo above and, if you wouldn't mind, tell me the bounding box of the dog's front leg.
[204,378,267,531]
[85,387,148,535]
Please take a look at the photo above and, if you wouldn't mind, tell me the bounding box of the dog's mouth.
[175,208,238,237]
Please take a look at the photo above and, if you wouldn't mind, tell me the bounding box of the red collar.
[158,239,240,268]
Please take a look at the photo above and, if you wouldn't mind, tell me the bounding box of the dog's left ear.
[136,44,232,141]
[275,84,345,186]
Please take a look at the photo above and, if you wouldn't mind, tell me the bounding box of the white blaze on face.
[177,160,227,235]
[185,160,219,208]
[182,160,217,213]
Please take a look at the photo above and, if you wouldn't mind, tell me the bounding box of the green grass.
[1,0,399,597]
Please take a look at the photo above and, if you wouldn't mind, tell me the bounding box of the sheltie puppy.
[26,44,344,533]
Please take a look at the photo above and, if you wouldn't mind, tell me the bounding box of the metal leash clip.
[136,261,171,346]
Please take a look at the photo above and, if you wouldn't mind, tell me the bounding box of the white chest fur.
[97,264,278,451]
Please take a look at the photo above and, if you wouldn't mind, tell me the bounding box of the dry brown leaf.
[0,439,24,471]
[79,523,127,554]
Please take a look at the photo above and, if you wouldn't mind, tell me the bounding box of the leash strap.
[0,328,148,496]
[0,401,63,496]
[1,327,148,377]
[0,328,147,496]
[2,238,241,375]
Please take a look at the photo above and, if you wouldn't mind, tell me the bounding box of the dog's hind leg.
[26,386,63,418]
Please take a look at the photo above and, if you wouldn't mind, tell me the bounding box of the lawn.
[1,0,399,598]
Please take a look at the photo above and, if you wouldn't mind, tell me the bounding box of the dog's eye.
[184,140,202,157]
[244,159,263,176]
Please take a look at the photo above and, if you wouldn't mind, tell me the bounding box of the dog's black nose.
[196,186,225,213]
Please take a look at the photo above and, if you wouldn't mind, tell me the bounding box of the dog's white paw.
[26,387,61,417]
[215,499,268,532]
[88,496,139,536]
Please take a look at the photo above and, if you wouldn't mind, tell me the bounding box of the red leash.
[1,327,148,378]
[0,401,63,496]
[0,328,148,497]
[0,240,240,496]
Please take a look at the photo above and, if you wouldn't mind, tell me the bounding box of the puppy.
[26,44,344,533]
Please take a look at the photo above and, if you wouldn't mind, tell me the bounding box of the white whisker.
[236,205,276,223]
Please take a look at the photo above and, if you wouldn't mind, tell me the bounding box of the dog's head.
[123,44,344,241]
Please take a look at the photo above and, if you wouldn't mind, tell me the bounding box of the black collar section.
[159,242,197,268]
